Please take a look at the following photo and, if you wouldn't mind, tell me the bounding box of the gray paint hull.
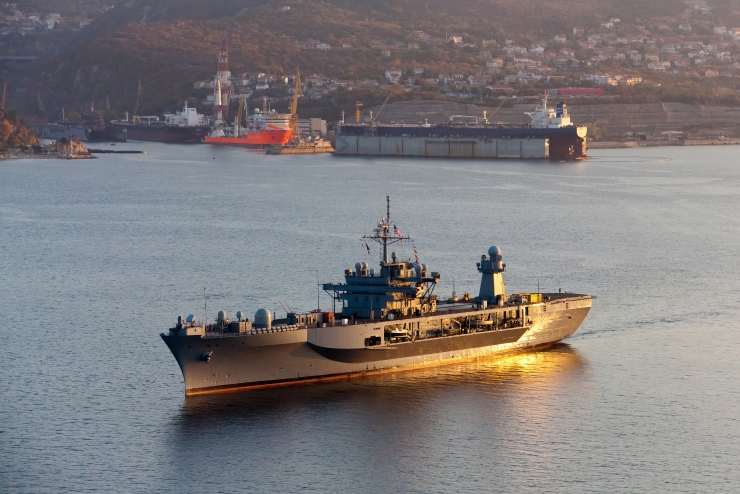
[162,300,591,395]
[334,135,549,159]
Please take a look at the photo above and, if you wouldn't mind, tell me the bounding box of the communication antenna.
[203,287,207,327]
[312,270,320,311]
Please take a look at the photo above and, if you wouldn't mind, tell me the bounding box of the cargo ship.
[162,197,593,396]
[107,103,210,144]
[334,96,587,159]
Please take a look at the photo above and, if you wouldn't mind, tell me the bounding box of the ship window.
[364,295,369,301]
[375,296,379,302]
[566,303,569,309]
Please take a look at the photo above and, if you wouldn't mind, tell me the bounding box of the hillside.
[8,0,740,119]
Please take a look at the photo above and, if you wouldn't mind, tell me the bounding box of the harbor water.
[1,143,739,492]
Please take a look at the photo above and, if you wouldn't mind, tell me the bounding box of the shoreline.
[589,139,740,149]
[0,152,96,160]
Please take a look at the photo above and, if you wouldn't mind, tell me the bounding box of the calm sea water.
[1,143,739,493]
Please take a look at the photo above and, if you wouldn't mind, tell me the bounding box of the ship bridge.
[323,196,439,319]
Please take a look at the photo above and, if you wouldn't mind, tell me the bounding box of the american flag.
[393,224,402,241]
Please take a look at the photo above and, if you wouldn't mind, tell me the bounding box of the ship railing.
[204,324,305,338]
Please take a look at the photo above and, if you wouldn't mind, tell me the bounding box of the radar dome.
[254,308,272,329]
[355,262,363,271]
[236,311,244,321]
[488,246,502,258]
[217,310,228,322]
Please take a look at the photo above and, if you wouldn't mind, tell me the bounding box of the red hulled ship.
[205,39,300,147]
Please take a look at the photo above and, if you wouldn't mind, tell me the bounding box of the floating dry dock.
[334,97,587,159]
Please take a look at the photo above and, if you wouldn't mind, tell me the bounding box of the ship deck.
[197,292,591,339]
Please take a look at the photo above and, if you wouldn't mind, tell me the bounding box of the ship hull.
[108,124,210,144]
[34,123,88,142]
[162,297,591,396]
[86,127,127,143]
[204,130,292,147]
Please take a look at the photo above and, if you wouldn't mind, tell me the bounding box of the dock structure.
[334,134,550,159]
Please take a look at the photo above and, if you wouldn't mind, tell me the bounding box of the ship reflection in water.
[167,345,587,487]
[170,346,580,432]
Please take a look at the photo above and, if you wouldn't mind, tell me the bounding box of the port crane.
[288,70,301,135]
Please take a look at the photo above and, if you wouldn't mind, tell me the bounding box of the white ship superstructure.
[164,102,207,127]
[525,93,573,128]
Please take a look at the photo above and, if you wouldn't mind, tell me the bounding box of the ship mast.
[363,195,406,267]
[385,195,390,263]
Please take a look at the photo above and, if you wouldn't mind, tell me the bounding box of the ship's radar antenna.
[362,196,409,265]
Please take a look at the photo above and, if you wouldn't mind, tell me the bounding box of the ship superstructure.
[525,93,573,128]
[162,198,593,395]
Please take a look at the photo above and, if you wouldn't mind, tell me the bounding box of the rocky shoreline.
[1,137,96,160]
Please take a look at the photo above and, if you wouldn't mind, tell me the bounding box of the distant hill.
[14,0,740,119]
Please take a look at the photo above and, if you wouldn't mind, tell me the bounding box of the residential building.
[384,70,402,83]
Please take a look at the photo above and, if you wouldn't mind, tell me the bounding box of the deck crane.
[372,89,394,123]
[355,101,363,123]
[288,70,301,136]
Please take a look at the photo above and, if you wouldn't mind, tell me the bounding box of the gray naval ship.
[162,198,593,396]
